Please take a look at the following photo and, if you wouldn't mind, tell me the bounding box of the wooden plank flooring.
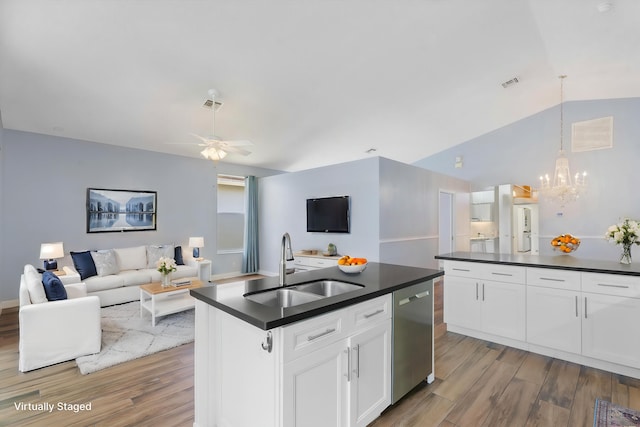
[2,277,640,426]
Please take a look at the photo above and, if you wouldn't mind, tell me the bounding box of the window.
[217,174,245,253]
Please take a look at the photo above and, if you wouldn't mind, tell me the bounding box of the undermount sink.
[245,288,325,308]
[244,280,363,308]
[294,280,364,297]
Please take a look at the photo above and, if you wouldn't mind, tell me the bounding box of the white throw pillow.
[113,246,147,271]
[24,265,47,304]
[91,249,120,276]
[146,245,175,268]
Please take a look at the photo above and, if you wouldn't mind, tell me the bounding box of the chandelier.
[538,75,587,206]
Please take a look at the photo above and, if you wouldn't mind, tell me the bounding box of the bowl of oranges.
[338,255,368,273]
[551,233,581,254]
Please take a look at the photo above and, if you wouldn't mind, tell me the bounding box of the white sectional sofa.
[61,244,199,307]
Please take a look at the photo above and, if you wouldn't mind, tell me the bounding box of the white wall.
[414,97,640,262]
[0,130,281,304]
[259,157,381,275]
[378,158,469,269]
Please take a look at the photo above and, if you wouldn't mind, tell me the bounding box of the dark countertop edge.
[435,252,640,277]
[190,269,444,330]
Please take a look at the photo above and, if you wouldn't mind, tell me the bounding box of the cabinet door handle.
[492,272,513,277]
[597,283,630,289]
[475,282,479,300]
[364,308,385,317]
[308,328,336,341]
[482,283,485,301]
[584,297,588,319]
[344,347,351,382]
[541,277,565,282]
[453,268,470,272]
[575,295,578,317]
[353,344,360,378]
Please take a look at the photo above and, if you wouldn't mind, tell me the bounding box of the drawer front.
[582,272,640,298]
[348,294,392,330]
[155,288,192,301]
[479,263,525,284]
[444,261,482,279]
[282,308,347,362]
[293,256,339,269]
[527,267,581,291]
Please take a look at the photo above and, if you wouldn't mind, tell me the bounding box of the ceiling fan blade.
[189,133,214,144]
[222,139,253,147]
[223,146,252,156]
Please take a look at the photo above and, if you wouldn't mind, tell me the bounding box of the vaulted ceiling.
[1,0,638,172]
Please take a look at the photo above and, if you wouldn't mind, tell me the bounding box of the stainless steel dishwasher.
[391,280,434,404]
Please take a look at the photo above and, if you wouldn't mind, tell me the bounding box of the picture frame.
[86,188,157,233]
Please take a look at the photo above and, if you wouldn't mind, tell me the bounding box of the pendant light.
[538,75,587,206]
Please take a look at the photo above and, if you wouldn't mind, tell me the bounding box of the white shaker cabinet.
[283,338,349,427]
[582,273,640,368]
[348,321,392,427]
[195,293,392,427]
[444,261,525,341]
[526,268,582,355]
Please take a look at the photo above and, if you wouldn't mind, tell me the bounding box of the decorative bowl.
[551,234,581,254]
[338,263,367,274]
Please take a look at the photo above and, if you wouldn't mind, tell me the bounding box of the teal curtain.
[242,176,259,273]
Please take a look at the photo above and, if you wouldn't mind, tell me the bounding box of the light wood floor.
[2,278,640,426]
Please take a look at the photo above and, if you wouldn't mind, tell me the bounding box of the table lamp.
[189,237,204,260]
[40,242,64,271]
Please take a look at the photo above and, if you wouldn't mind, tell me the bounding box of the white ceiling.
[1,0,639,172]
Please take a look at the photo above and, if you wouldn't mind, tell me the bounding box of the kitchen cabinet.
[349,321,391,427]
[284,295,391,427]
[293,255,340,271]
[444,261,525,341]
[195,293,391,427]
[581,273,640,368]
[526,268,582,354]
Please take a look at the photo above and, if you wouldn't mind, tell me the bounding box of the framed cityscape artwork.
[86,188,157,233]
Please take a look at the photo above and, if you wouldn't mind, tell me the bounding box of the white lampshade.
[189,237,204,248]
[40,242,64,260]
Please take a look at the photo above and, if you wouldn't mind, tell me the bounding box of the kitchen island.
[436,252,640,380]
[190,262,443,427]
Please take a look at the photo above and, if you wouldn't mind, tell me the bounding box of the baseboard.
[1,299,19,310]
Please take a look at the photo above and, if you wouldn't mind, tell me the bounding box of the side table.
[193,259,212,282]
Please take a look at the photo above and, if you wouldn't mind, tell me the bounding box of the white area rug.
[76,301,194,374]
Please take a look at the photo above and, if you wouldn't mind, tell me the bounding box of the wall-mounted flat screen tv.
[306,196,350,233]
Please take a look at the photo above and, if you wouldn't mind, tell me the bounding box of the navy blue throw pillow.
[42,271,68,301]
[70,250,98,280]
[174,246,185,265]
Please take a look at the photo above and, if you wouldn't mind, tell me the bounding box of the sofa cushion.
[114,246,147,271]
[146,245,174,268]
[119,270,153,287]
[91,249,120,276]
[71,251,98,280]
[174,246,185,265]
[24,264,48,304]
[83,274,125,293]
[41,271,68,301]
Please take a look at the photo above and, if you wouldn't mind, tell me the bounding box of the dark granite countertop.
[190,262,443,330]
[435,252,640,277]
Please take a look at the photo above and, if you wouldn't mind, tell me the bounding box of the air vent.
[203,99,223,111]
[571,116,613,152]
[501,77,519,88]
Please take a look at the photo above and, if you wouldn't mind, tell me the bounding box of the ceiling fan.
[185,89,252,161]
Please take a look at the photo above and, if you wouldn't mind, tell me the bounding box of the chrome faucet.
[279,232,294,286]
